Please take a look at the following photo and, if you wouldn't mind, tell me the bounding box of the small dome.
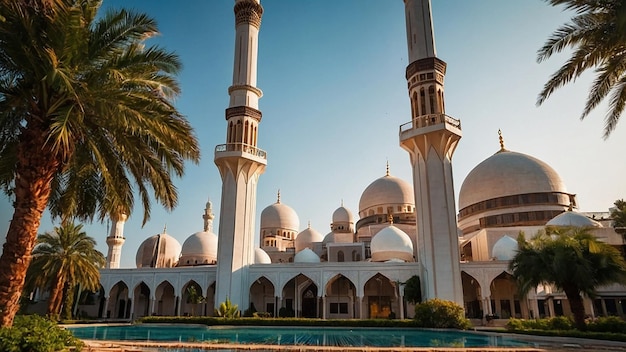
[254,247,272,264]
[546,211,603,228]
[323,232,335,245]
[332,205,354,223]
[295,225,323,252]
[260,198,299,232]
[294,248,321,263]
[359,172,414,216]
[179,231,218,266]
[492,235,518,261]
[136,232,181,268]
[459,150,567,210]
[370,225,413,262]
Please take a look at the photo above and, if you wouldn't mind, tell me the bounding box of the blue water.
[68,324,534,348]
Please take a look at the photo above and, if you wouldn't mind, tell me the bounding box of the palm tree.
[25,222,105,320]
[510,227,626,330]
[537,0,626,139]
[0,0,200,326]
[611,199,626,236]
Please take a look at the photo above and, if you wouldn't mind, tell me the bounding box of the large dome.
[370,224,414,262]
[359,172,414,216]
[295,225,323,252]
[136,232,181,268]
[260,200,299,231]
[332,205,354,223]
[459,150,567,210]
[179,231,218,266]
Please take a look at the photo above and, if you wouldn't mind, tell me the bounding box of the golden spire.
[277,189,281,204]
[498,129,507,152]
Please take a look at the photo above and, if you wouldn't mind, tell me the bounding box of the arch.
[489,272,521,319]
[154,281,176,316]
[228,121,234,143]
[281,273,318,318]
[411,91,418,118]
[337,250,344,262]
[133,282,151,318]
[235,120,243,143]
[181,280,204,316]
[249,276,276,317]
[325,274,356,319]
[105,281,130,319]
[461,271,483,319]
[419,87,426,115]
[363,273,396,318]
[244,120,249,144]
[428,85,435,114]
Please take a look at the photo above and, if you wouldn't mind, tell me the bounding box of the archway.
[325,274,356,319]
[181,280,203,316]
[364,274,395,318]
[106,281,129,319]
[462,271,482,319]
[281,274,317,318]
[490,272,522,319]
[155,281,176,316]
[133,282,150,318]
[249,276,275,317]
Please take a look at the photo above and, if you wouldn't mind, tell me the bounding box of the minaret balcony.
[399,113,461,140]
[215,143,267,164]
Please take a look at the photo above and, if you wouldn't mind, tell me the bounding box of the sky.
[1,0,625,269]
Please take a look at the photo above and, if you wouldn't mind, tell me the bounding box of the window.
[337,251,344,262]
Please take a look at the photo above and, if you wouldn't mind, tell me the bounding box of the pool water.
[68,324,534,348]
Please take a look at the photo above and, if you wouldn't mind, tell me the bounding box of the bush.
[0,315,83,352]
[506,316,573,331]
[548,316,574,330]
[588,316,626,333]
[413,299,471,329]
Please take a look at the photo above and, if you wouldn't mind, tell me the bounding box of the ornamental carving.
[234,0,263,29]
[405,57,447,80]
[225,106,262,122]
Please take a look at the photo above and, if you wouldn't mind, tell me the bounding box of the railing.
[215,143,267,160]
[399,113,461,133]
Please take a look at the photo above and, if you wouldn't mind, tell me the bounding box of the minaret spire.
[203,198,215,232]
[214,0,267,312]
[105,212,127,269]
[404,0,437,62]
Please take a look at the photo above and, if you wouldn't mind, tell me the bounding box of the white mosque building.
[74,0,626,323]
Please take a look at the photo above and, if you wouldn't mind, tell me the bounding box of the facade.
[66,0,626,323]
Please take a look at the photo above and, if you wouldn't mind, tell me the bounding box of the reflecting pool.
[68,324,535,348]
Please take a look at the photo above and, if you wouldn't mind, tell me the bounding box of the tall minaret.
[214,0,266,312]
[399,0,463,305]
[105,212,126,269]
[203,199,214,233]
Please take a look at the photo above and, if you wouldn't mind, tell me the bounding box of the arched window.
[420,88,426,115]
[351,250,357,261]
[428,86,436,114]
[244,121,249,145]
[412,91,418,118]
[228,122,234,143]
[438,89,444,113]
[337,250,345,262]
[235,120,243,143]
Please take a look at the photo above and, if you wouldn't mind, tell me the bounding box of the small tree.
[413,299,471,329]
[214,297,240,318]
[185,286,205,316]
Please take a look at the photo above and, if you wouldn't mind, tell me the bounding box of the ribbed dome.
[370,225,413,262]
[136,232,181,268]
[294,248,321,263]
[254,247,272,264]
[492,235,518,261]
[332,206,353,223]
[295,225,323,252]
[260,201,299,231]
[459,150,567,210]
[546,211,603,228]
[359,173,414,215]
[179,231,218,266]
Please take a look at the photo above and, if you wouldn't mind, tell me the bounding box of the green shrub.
[505,318,524,331]
[587,316,626,333]
[548,316,574,330]
[413,299,471,329]
[506,316,574,331]
[0,315,83,352]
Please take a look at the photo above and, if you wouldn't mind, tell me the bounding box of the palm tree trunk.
[47,275,65,319]
[563,285,587,330]
[0,123,59,327]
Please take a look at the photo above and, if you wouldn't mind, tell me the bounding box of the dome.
[294,248,321,263]
[136,231,181,268]
[295,225,323,252]
[492,235,518,261]
[359,172,414,215]
[179,231,218,266]
[332,205,354,223]
[254,247,272,264]
[546,211,603,228]
[459,150,567,210]
[370,225,413,262]
[323,232,335,245]
[260,197,299,231]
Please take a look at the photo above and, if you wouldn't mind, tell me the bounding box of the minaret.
[214,0,266,312]
[399,0,463,305]
[203,199,215,233]
[105,213,126,269]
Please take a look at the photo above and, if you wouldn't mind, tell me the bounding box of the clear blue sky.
[1,1,625,268]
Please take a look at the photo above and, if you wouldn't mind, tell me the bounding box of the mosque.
[74,0,625,323]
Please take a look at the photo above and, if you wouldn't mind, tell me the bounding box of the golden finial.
[307,221,311,228]
[387,213,394,224]
[277,189,281,204]
[386,160,390,176]
[498,129,506,152]
[341,199,344,207]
